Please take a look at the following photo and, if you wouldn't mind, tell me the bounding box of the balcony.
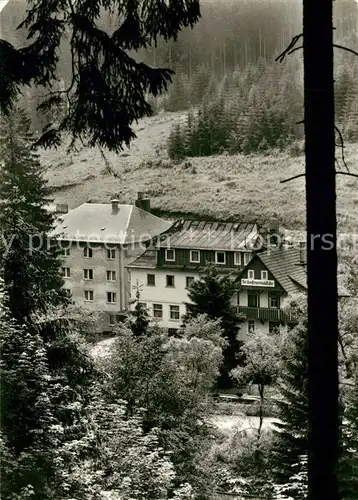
[237,305,296,324]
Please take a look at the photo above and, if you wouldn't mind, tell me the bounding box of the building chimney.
[268,217,279,233]
[111,199,120,214]
[299,241,306,265]
[135,192,151,212]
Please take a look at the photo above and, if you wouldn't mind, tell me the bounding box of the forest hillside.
[2,0,358,231]
[40,111,358,233]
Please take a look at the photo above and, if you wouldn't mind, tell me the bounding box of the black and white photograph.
[0,1,357,498]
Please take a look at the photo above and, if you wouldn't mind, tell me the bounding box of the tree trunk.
[257,384,264,444]
[303,1,339,499]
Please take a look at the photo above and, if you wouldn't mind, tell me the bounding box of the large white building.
[126,219,261,333]
[127,226,350,337]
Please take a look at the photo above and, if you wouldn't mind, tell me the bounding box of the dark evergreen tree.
[0,108,97,495]
[0,108,69,325]
[183,263,244,389]
[183,109,196,157]
[189,64,213,106]
[272,318,308,488]
[0,108,95,384]
[0,0,201,152]
[0,281,63,499]
[165,73,190,112]
[208,97,230,154]
[334,65,356,123]
[339,371,358,500]
[127,284,150,337]
[167,123,186,160]
[195,103,213,156]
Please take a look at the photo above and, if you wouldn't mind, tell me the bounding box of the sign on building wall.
[241,278,275,287]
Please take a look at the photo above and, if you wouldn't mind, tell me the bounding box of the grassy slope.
[41,111,358,232]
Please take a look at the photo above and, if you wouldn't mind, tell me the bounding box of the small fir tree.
[272,295,309,488]
[0,107,69,325]
[127,283,150,337]
[183,263,244,389]
[167,123,186,160]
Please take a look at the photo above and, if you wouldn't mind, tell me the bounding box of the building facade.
[237,247,306,339]
[237,245,350,339]
[127,219,262,331]
[51,196,172,331]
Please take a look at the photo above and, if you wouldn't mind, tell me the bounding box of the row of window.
[82,290,117,303]
[247,270,269,280]
[141,303,181,321]
[62,268,117,281]
[63,289,117,303]
[147,271,274,293]
[62,246,252,268]
[165,249,251,266]
[62,247,116,259]
[147,273,194,288]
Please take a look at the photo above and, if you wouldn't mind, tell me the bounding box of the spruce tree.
[0,107,95,380]
[190,64,212,106]
[0,280,61,499]
[339,371,358,500]
[272,318,308,487]
[183,110,196,157]
[0,0,201,152]
[0,108,97,489]
[0,107,69,325]
[165,73,189,112]
[334,64,356,123]
[183,263,244,389]
[167,123,186,160]
[127,284,150,337]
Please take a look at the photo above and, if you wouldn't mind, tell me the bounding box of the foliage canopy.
[0,0,200,152]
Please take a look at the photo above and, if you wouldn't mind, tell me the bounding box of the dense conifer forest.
[2,0,358,156]
[1,1,358,498]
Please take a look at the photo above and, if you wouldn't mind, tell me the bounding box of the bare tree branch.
[336,171,358,179]
[334,125,349,172]
[333,44,358,57]
[275,33,303,63]
[280,173,306,184]
[280,171,358,185]
[288,45,303,56]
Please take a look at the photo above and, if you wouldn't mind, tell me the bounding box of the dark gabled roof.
[258,248,307,295]
[254,248,350,298]
[155,219,260,252]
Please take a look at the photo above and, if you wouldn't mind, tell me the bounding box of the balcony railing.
[237,305,296,324]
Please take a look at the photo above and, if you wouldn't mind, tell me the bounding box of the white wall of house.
[61,243,120,308]
[260,292,269,308]
[238,289,247,306]
[129,268,200,328]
